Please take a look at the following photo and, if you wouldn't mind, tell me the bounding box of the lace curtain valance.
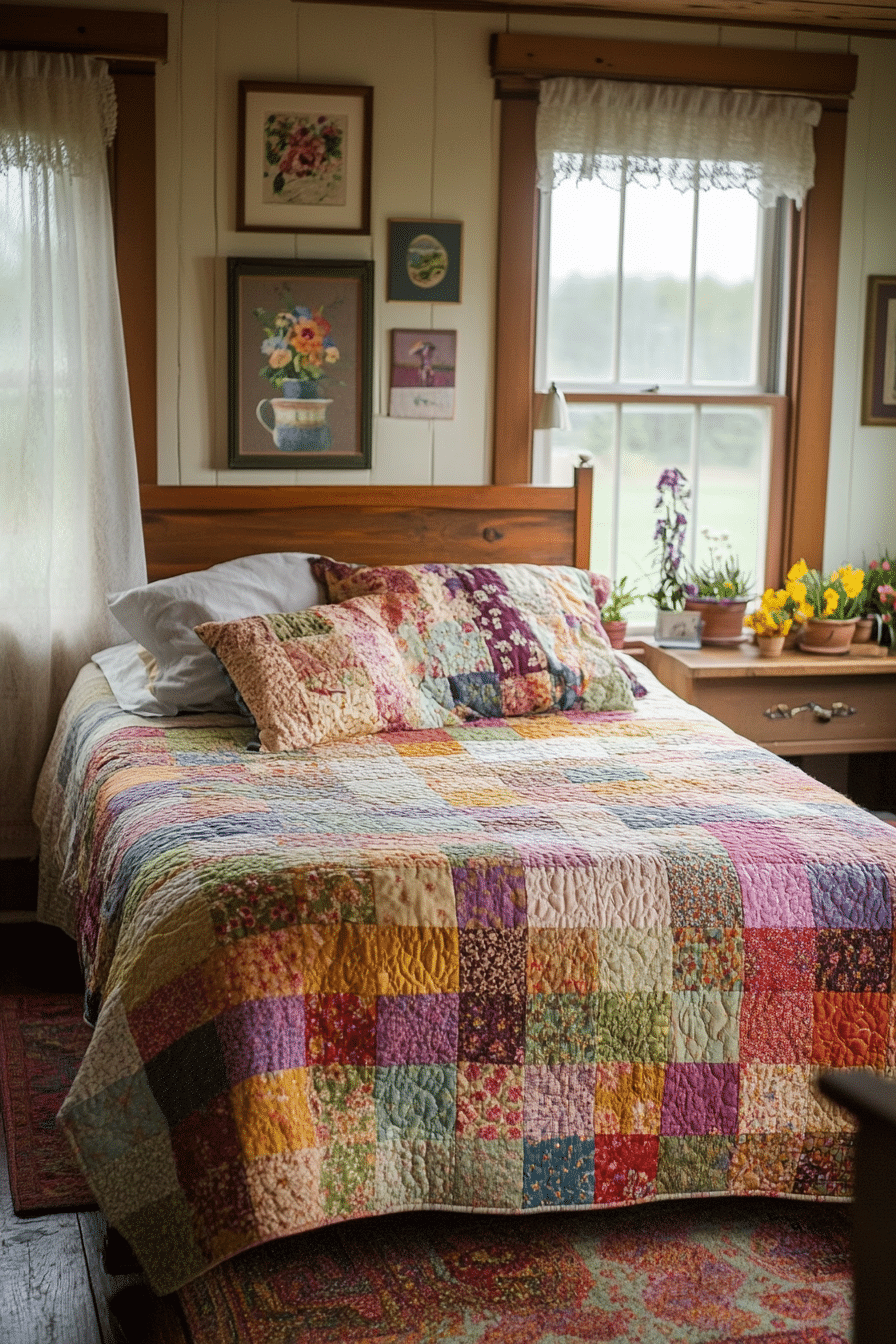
[0,50,117,177]
[536,77,822,207]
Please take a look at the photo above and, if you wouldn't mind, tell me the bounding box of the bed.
[34,476,896,1296]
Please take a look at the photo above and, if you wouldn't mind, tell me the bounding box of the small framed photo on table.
[387,220,463,303]
[389,329,457,419]
[237,82,372,235]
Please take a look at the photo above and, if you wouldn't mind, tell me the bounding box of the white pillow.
[107,552,326,713]
[92,641,175,716]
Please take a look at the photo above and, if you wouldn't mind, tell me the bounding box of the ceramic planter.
[852,617,875,644]
[602,620,628,650]
[684,597,748,646]
[756,633,785,658]
[798,616,858,655]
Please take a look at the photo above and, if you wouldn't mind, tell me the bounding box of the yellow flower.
[841,567,864,600]
[823,588,839,616]
[786,579,807,605]
[787,560,808,582]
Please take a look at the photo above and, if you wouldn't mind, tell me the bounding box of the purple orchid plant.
[647,467,692,611]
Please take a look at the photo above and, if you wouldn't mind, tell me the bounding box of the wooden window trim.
[491,34,856,573]
[0,7,166,484]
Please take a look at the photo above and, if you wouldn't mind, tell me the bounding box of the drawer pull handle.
[764,701,857,723]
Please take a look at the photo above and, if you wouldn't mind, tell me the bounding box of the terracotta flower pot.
[852,617,875,644]
[683,597,748,646]
[602,620,627,650]
[798,616,858,655]
[756,633,785,658]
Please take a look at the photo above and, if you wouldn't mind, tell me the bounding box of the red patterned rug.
[0,993,96,1213]
[178,1199,852,1344]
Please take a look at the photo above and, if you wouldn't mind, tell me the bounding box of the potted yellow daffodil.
[784,559,865,654]
[743,589,794,657]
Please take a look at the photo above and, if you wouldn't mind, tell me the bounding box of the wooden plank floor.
[0,922,188,1344]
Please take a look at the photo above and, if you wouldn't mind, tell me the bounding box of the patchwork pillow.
[310,559,636,719]
[195,594,450,751]
[108,552,326,714]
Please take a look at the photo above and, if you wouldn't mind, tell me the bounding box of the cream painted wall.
[13,0,896,560]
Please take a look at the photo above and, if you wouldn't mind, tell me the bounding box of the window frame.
[490,33,856,581]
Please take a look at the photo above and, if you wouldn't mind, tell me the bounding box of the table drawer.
[696,673,896,752]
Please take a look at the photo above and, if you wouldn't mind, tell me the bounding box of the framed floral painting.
[237,82,372,234]
[227,257,373,470]
[862,275,896,425]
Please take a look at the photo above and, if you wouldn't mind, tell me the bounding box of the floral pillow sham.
[195,594,448,752]
[310,559,636,721]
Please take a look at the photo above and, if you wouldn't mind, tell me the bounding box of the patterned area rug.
[179,1198,852,1344]
[0,993,96,1213]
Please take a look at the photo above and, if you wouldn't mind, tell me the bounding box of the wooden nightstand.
[637,642,896,757]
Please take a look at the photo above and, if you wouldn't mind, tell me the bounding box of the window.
[534,169,788,621]
[490,35,857,586]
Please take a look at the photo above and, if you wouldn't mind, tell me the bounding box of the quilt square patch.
[727,1134,803,1194]
[738,1063,809,1135]
[245,1148,324,1238]
[321,1141,377,1218]
[523,1135,596,1207]
[143,1020,228,1128]
[656,1135,733,1193]
[377,993,459,1065]
[593,1062,665,1135]
[453,1136,523,1208]
[452,859,528,928]
[739,990,813,1064]
[376,926,460,995]
[672,927,743,992]
[663,847,743,927]
[660,1063,739,1136]
[527,928,600,995]
[292,866,375,923]
[525,993,598,1065]
[524,1064,596,1141]
[455,1062,524,1140]
[458,992,526,1064]
[230,1068,315,1160]
[793,1136,853,1196]
[592,1134,659,1203]
[375,1137,455,1208]
[743,928,815,991]
[808,862,891,930]
[597,928,673,995]
[595,992,670,1064]
[374,1064,457,1142]
[459,927,528,996]
[216,995,306,1084]
[305,994,377,1067]
[811,990,889,1067]
[669,990,741,1064]
[127,965,212,1062]
[308,1063,376,1147]
[814,929,892,993]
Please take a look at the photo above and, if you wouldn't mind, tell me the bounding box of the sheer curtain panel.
[536,77,822,207]
[0,51,146,858]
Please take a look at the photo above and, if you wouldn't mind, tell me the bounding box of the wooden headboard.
[140,468,593,581]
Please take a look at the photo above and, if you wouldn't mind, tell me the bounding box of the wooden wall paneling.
[492,95,539,484]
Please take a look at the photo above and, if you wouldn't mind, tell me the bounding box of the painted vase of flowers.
[254,300,340,451]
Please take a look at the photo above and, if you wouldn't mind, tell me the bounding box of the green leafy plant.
[602,576,640,623]
[686,529,752,601]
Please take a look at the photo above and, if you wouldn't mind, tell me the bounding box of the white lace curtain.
[0,52,146,858]
[536,77,822,207]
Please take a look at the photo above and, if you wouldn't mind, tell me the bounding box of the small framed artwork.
[389,329,457,419]
[387,220,462,303]
[654,609,703,649]
[237,81,372,234]
[862,276,896,425]
[227,257,373,470]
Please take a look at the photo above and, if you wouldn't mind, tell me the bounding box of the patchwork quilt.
[35,662,896,1295]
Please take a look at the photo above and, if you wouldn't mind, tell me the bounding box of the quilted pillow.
[195,594,454,751]
[310,559,635,719]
